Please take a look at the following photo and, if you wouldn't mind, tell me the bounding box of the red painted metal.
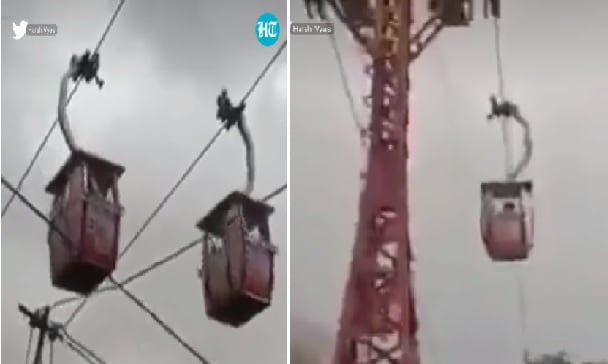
[328,0,481,362]
[197,191,276,327]
[332,0,419,363]
[480,181,533,261]
[45,149,124,295]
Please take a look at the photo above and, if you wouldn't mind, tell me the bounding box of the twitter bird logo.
[13,20,28,40]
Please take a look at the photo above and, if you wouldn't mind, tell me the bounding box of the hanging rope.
[490,16,533,182]
[488,6,532,363]
[491,17,513,179]
[514,266,530,363]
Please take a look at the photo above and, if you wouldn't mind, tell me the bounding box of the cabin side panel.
[204,238,232,312]
[480,182,534,261]
[487,214,528,260]
[242,242,274,301]
[48,167,85,281]
[81,197,119,271]
[242,218,274,302]
[49,195,70,281]
[224,204,245,291]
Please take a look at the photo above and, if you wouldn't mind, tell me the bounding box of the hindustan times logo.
[256,13,280,47]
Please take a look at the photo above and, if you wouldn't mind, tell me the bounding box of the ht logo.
[256,12,280,47]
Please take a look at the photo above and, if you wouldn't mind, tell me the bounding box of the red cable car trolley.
[480,180,533,261]
[46,149,125,294]
[46,50,124,294]
[480,97,534,262]
[197,90,277,327]
[196,191,276,327]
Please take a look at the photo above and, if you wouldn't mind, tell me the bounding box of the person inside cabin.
[500,200,528,246]
[500,201,523,227]
[216,89,246,130]
[246,226,262,246]
[503,201,516,212]
[71,49,104,89]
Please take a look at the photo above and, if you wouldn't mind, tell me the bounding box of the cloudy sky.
[291,1,608,363]
[1,0,287,363]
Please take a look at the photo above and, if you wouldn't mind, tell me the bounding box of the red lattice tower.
[332,0,451,363]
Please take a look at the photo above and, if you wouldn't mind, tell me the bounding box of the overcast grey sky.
[1,0,287,363]
[290,1,608,363]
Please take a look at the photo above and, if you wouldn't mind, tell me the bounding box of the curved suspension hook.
[58,57,80,152]
[58,50,104,153]
[487,95,533,181]
[216,90,256,196]
[507,105,532,181]
[236,116,255,196]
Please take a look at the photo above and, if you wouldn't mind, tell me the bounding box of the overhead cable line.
[117,129,222,260]
[63,39,287,328]
[2,176,286,351]
[4,181,286,364]
[52,182,287,309]
[60,328,107,364]
[51,237,202,309]
[118,39,286,261]
[1,176,58,230]
[1,0,127,218]
[260,183,287,202]
[63,339,103,364]
[4,41,287,363]
[3,176,203,363]
[241,40,287,103]
[109,276,211,364]
[327,32,365,133]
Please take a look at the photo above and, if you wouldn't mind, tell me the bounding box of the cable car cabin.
[428,0,473,26]
[480,181,533,262]
[45,150,124,295]
[196,191,277,327]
